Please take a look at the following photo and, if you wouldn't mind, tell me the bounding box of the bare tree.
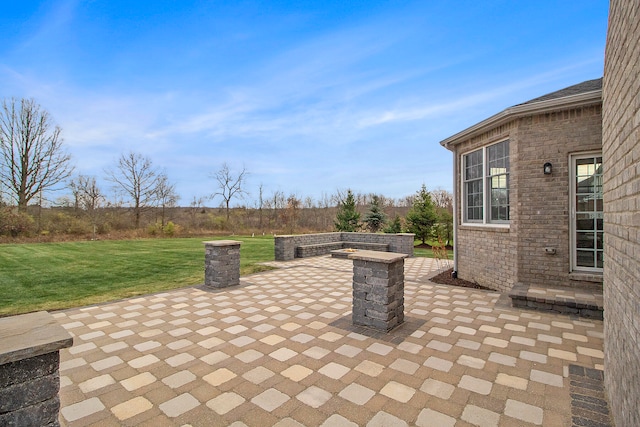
[188,196,207,228]
[105,152,160,228]
[69,174,104,238]
[331,188,348,205]
[211,163,248,221]
[270,190,286,228]
[70,175,104,212]
[431,188,454,211]
[0,98,74,211]
[258,183,265,230]
[155,173,179,227]
[282,194,301,233]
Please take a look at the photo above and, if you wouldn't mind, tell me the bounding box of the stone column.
[0,311,73,427]
[274,235,296,261]
[349,250,408,331]
[393,233,416,257]
[204,240,242,288]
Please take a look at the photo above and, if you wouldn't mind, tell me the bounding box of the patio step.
[509,283,603,319]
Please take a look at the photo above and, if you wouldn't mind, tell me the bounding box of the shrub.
[164,221,176,236]
[42,213,91,235]
[0,208,35,237]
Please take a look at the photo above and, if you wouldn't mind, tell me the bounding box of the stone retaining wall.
[0,311,73,427]
[275,232,414,260]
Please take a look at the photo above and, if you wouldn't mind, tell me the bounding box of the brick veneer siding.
[515,106,602,289]
[457,226,516,293]
[451,122,518,292]
[603,1,640,425]
[450,104,602,292]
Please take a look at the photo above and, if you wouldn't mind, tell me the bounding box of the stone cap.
[347,250,408,263]
[0,311,74,365]
[203,240,242,246]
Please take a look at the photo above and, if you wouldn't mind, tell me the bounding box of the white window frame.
[461,139,510,227]
[570,151,603,273]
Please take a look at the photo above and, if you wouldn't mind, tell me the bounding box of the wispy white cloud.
[0,1,607,203]
[15,0,79,51]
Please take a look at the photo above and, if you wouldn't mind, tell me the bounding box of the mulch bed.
[430,268,494,291]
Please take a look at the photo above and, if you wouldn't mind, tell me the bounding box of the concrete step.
[509,283,603,319]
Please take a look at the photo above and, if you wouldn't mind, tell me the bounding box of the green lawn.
[0,236,275,316]
[413,245,454,259]
[0,236,452,316]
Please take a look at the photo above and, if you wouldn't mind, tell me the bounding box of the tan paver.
[111,396,153,420]
[379,381,416,403]
[159,393,200,417]
[296,386,332,408]
[504,399,544,425]
[56,255,605,426]
[207,392,246,415]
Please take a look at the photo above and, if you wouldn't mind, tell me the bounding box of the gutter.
[451,150,458,278]
[440,90,602,149]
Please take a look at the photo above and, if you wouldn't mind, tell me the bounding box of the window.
[464,149,483,221]
[462,140,510,224]
[571,154,603,271]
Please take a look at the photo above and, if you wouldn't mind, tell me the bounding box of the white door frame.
[569,151,604,273]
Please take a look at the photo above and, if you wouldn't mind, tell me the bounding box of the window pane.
[465,178,483,221]
[576,194,595,212]
[576,214,594,231]
[577,232,595,249]
[577,250,595,268]
[488,141,509,222]
[463,150,483,222]
[464,150,483,180]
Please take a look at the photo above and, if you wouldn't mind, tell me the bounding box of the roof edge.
[439,89,602,149]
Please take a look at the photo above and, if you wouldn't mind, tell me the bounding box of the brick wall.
[457,226,516,293]
[452,123,518,292]
[516,106,602,288]
[602,1,640,425]
[451,104,602,292]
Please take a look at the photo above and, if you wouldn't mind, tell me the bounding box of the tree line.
[0,97,452,242]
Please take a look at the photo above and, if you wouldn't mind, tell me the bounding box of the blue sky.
[1,1,608,207]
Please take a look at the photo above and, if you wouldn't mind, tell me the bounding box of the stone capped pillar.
[348,250,408,331]
[274,235,296,261]
[0,311,73,427]
[204,240,242,288]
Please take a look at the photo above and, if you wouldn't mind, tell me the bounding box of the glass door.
[571,154,603,272]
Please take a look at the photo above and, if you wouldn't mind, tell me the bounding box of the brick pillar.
[204,240,242,288]
[0,311,73,427]
[349,251,408,331]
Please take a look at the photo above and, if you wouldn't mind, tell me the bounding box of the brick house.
[440,78,603,293]
[602,1,640,425]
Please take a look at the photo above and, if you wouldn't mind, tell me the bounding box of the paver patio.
[55,256,605,426]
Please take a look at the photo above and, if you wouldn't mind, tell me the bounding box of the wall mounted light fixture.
[543,162,553,175]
